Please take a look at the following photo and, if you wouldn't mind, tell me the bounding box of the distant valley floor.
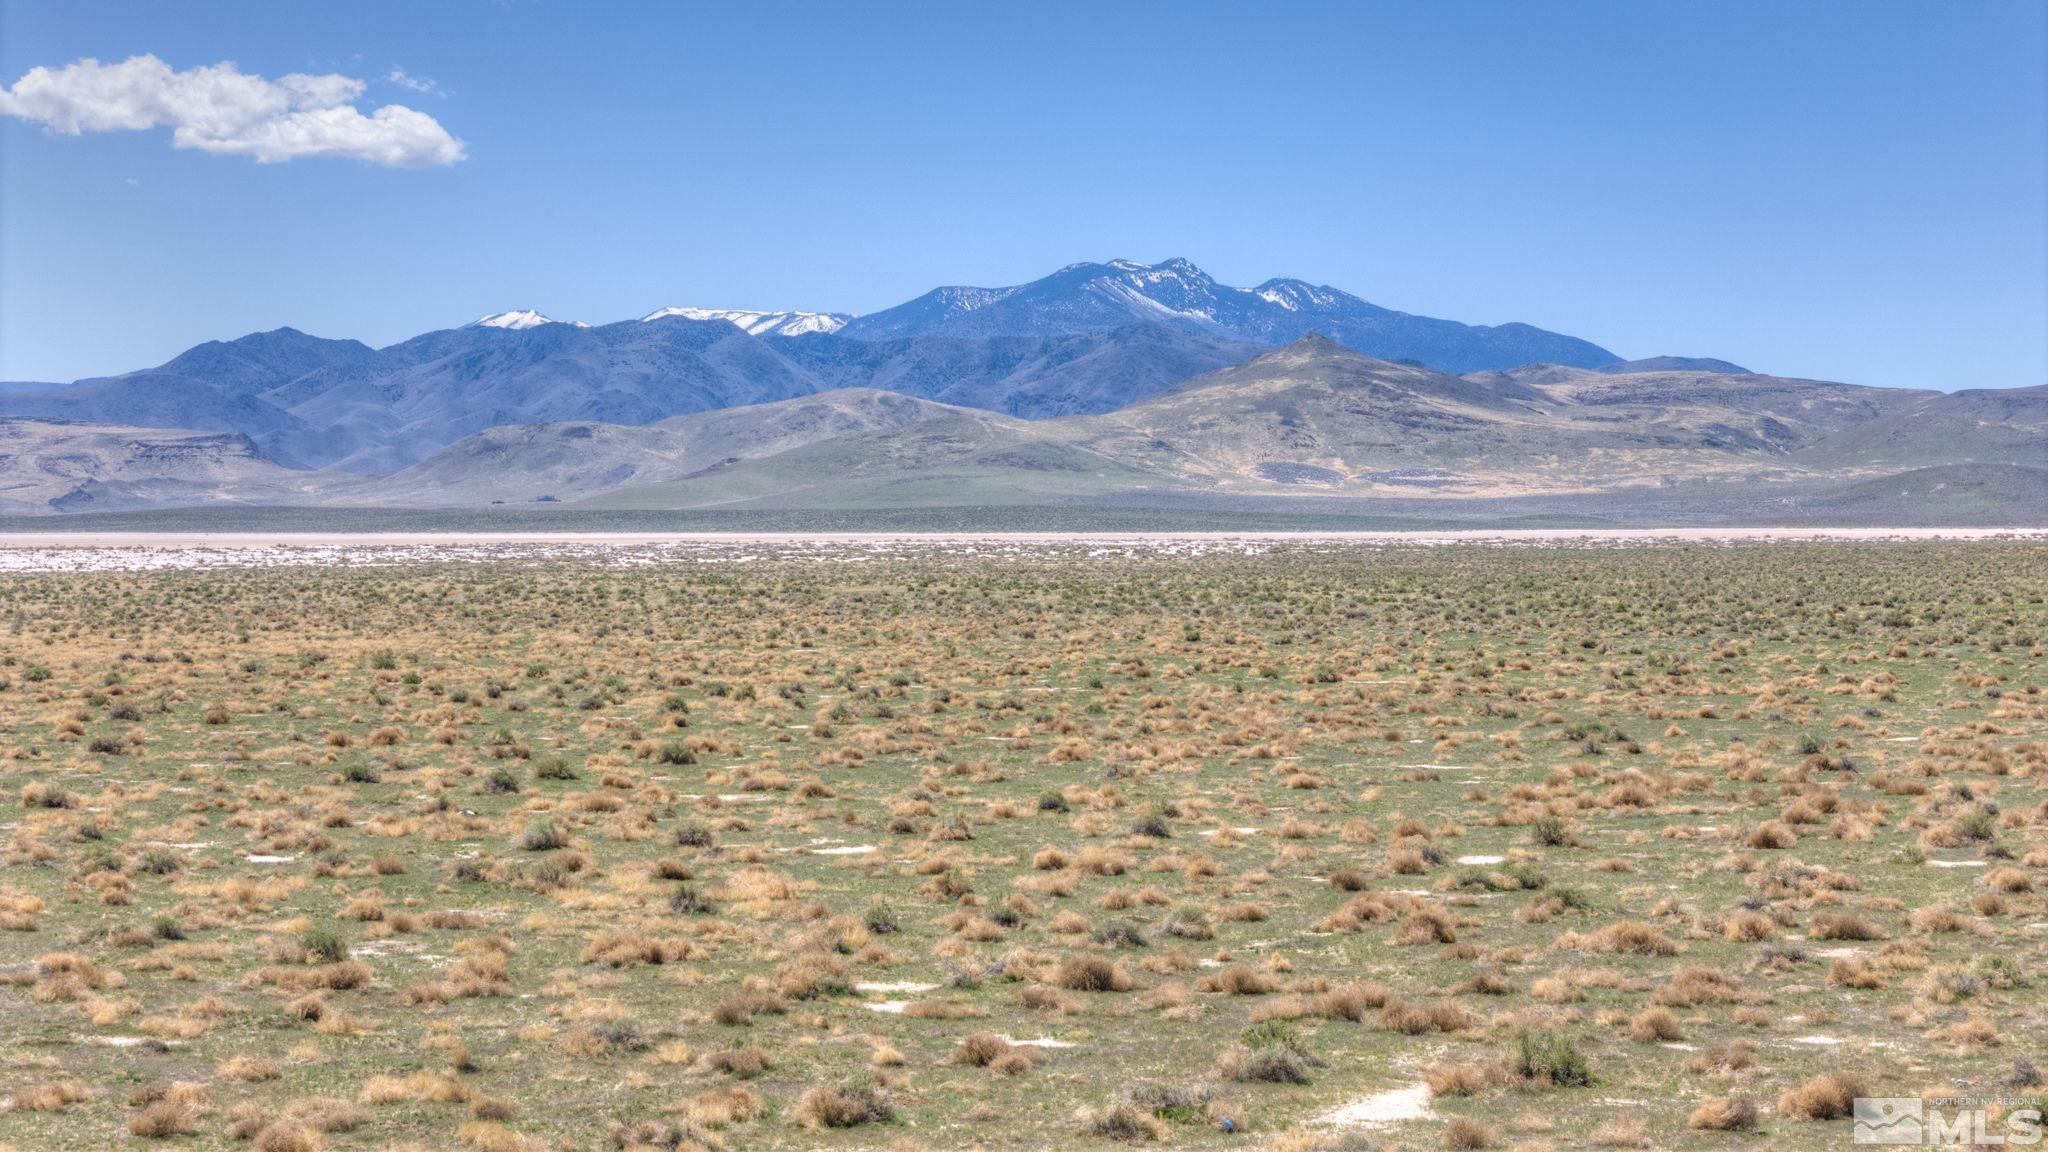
[1,466,2045,538]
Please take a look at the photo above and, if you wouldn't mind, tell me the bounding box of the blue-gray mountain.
[0,259,1632,470]
[345,338,2044,516]
[5,257,2036,523]
[841,259,1622,374]
[0,332,2038,520]
[769,322,1265,420]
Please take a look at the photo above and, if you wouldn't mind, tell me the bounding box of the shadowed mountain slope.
[842,258,1620,373]
[366,337,2040,512]
[0,417,332,512]
[358,389,987,505]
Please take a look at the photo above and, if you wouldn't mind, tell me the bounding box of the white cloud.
[386,68,445,97]
[0,54,465,167]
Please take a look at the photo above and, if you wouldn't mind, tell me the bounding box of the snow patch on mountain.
[1094,280,1220,328]
[930,286,1018,314]
[471,310,587,330]
[1130,257,1211,287]
[639,307,851,337]
[1254,280,1346,312]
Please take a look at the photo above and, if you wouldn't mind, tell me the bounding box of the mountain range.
[0,258,2039,523]
[0,258,1621,471]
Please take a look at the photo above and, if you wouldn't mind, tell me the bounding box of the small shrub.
[707,1046,771,1078]
[1689,1096,1759,1131]
[1327,868,1371,891]
[10,1080,91,1112]
[1225,1020,1322,1084]
[128,1100,200,1138]
[1629,1006,1682,1042]
[1747,821,1798,849]
[533,757,579,781]
[302,928,348,964]
[1199,965,1277,996]
[1380,999,1480,1035]
[1443,1116,1494,1149]
[794,1081,892,1128]
[1087,1101,1169,1143]
[863,903,900,935]
[1228,1046,1310,1084]
[1511,1031,1592,1087]
[1093,921,1148,949]
[955,1031,1034,1074]
[520,820,567,852]
[1056,955,1133,992]
[1779,1072,1866,1120]
[1423,1064,1490,1097]
[1811,912,1885,941]
[1130,812,1171,838]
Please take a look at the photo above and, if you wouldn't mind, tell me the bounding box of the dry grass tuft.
[1442,1115,1494,1149]
[1778,1073,1867,1120]
[1056,955,1134,992]
[793,1081,893,1128]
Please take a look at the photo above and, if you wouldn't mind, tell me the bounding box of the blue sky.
[2,0,2043,390]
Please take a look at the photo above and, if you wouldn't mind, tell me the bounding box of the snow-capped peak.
[1104,257,1207,280]
[470,309,586,330]
[1251,279,1350,312]
[639,306,850,337]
